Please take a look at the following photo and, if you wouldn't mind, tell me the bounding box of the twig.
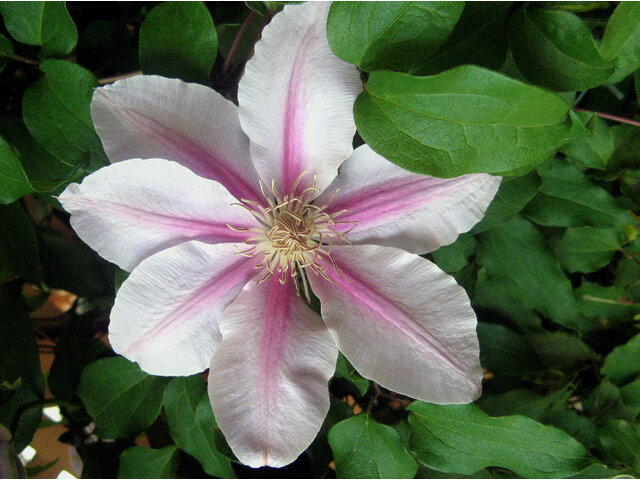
[574,108,640,128]
[366,382,381,414]
[220,11,255,77]
[98,70,142,84]
[10,54,39,65]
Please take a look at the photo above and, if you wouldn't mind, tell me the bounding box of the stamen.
[226,173,354,297]
[226,224,249,232]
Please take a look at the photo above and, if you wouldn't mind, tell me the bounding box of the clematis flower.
[59,1,500,468]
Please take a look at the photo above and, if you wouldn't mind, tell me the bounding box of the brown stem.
[221,11,255,77]
[10,54,39,65]
[98,70,142,85]
[367,382,381,414]
[574,108,640,128]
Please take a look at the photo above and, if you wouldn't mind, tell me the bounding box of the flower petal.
[59,158,257,271]
[237,2,362,195]
[110,241,259,376]
[317,145,500,254]
[209,276,337,468]
[92,75,261,201]
[309,244,482,404]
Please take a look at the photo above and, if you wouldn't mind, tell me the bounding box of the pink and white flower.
[59,2,500,468]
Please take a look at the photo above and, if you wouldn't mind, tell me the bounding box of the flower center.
[227,172,355,300]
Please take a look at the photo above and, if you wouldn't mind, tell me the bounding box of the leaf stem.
[220,11,255,77]
[98,70,142,85]
[9,54,39,65]
[366,382,381,414]
[573,108,640,128]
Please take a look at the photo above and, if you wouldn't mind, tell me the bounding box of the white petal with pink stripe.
[109,241,260,376]
[92,75,261,202]
[317,145,501,254]
[59,158,258,271]
[309,244,483,404]
[208,276,337,468]
[237,1,362,195]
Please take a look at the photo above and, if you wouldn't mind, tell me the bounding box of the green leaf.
[0,136,34,204]
[477,322,543,376]
[163,376,234,478]
[0,2,77,58]
[354,66,572,178]
[0,283,44,452]
[472,172,540,234]
[308,399,354,478]
[139,2,217,84]
[543,410,600,451]
[216,15,263,70]
[407,402,593,478]
[334,354,370,397]
[414,2,511,75]
[524,158,633,228]
[0,116,77,192]
[0,33,12,56]
[476,215,577,326]
[599,419,640,470]
[451,261,477,300]
[329,414,418,479]
[22,60,107,171]
[560,114,614,170]
[545,2,610,13]
[600,2,640,83]
[615,237,640,301]
[0,203,40,284]
[584,380,637,422]
[620,170,640,207]
[576,283,640,327]
[327,1,464,73]
[0,33,13,73]
[48,317,111,401]
[78,356,169,439]
[478,387,571,420]
[37,229,114,298]
[528,332,593,371]
[508,6,614,91]
[114,268,129,295]
[601,332,640,385]
[118,446,179,479]
[619,378,640,416]
[431,232,476,273]
[244,1,287,16]
[608,124,640,173]
[554,226,624,273]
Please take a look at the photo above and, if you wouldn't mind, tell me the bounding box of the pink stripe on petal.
[324,256,472,383]
[59,158,258,271]
[317,145,500,254]
[281,40,308,193]
[110,242,260,377]
[92,75,262,202]
[238,2,362,196]
[209,276,337,468]
[62,195,249,242]
[309,244,482,404]
[116,107,259,202]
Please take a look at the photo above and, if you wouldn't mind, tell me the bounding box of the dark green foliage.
[0,2,639,478]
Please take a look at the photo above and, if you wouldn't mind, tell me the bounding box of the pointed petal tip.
[209,277,336,471]
[311,244,483,405]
